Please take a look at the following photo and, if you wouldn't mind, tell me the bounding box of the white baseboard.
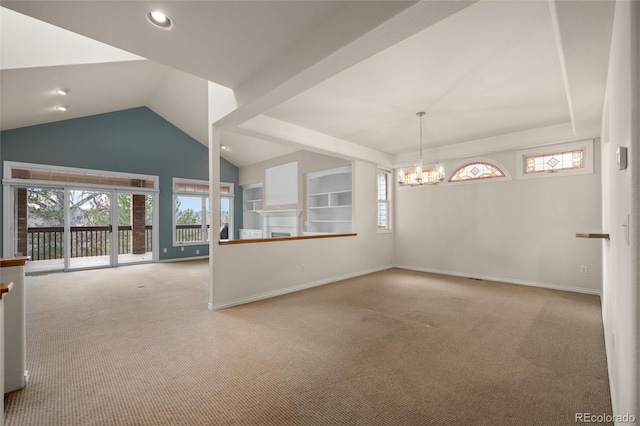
[160,256,209,263]
[392,264,602,296]
[208,265,391,311]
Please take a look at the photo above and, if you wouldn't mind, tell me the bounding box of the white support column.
[1,257,28,394]
[208,124,221,311]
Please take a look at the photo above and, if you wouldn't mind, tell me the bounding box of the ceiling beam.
[237,115,394,166]
[214,1,478,128]
[548,0,615,141]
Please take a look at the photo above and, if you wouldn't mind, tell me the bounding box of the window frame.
[447,158,511,186]
[219,183,234,242]
[447,158,507,183]
[377,168,392,233]
[516,140,593,179]
[173,178,210,247]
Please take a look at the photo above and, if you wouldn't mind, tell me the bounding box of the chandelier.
[397,112,445,186]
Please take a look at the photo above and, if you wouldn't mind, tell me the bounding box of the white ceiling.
[0,1,615,168]
[265,1,570,155]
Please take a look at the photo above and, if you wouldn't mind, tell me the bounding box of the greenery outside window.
[173,178,209,246]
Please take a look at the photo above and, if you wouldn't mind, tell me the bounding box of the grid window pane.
[377,170,390,230]
[449,162,505,182]
[525,150,584,174]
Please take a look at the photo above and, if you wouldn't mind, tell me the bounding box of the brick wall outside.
[132,194,146,254]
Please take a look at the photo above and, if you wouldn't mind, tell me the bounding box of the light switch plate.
[617,147,627,170]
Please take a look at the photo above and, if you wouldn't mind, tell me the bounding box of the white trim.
[208,265,391,310]
[208,264,601,311]
[2,178,160,194]
[220,183,234,241]
[3,161,159,191]
[392,122,575,167]
[173,177,209,246]
[376,167,392,233]
[3,165,160,266]
[548,0,577,138]
[393,264,602,296]
[173,193,210,247]
[173,177,209,194]
[306,165,352,180]
[160,255,208,263]
[516,139,594,180]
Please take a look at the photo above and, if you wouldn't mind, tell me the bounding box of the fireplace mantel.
[257,209,302,237]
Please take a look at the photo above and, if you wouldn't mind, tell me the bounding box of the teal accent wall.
[0,106,240,260]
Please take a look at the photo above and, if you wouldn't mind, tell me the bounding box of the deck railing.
[27,226,153,261]
[27,224,213,261]
[175,224,211,243]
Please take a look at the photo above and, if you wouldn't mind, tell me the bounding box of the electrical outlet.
[196,250,200,255]
[181,247,184,252]
[580,265,588,274]
[163,248,167,253]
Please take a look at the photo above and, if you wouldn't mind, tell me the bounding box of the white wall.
[211,160,394,309]
[394,147,603,294]
[601,0,639,419]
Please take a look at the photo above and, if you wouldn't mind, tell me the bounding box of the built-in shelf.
[576,232,610,239]
[306,165,352,234]
[241,183,264,238]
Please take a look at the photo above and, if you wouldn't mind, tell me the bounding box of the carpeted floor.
[5,261,611,425]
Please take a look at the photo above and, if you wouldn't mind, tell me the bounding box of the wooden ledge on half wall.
[219,233,357,245]
[0,256,29,268]
[576,232,610,240]
[1,282,13,300]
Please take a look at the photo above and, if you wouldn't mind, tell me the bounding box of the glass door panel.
[22,187,65,273]
[220,197,229,240]
[117,192,154,265]
[68,190,111,269]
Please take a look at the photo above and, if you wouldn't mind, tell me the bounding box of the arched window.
[449,162,505,182]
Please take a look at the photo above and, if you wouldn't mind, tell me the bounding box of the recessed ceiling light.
[146,10,174,30]
[55,88,70,96]
[221,145,230,151]
[55,105,69,112]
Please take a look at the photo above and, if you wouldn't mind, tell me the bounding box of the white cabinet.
[306,165,352,234]
[239,229,264,240]
[241,183,264,239]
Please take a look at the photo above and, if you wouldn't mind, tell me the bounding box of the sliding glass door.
[68,189,112,269]
[12,186,156,273]
[4,162,160,273]
[19,186,66,273]
[117,192,154,265]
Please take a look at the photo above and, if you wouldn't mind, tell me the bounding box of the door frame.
[3,161,159,271]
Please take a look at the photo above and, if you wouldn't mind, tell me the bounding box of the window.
[525,150,583,174]
[516,140,593,179]
[173,178,209,246]
[219,183,234,241]
[449,162,505,182]
[173,178,209,245]
[377,169,391,231]
[173,178,234,245]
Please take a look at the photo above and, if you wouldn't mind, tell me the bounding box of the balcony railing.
[27,224,214,261]
[175,224,211,243]
[27,225,153,261]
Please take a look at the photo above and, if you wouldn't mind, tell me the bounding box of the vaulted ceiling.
[0,1,615,168]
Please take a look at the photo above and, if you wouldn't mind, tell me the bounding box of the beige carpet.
[5,262,611,425]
